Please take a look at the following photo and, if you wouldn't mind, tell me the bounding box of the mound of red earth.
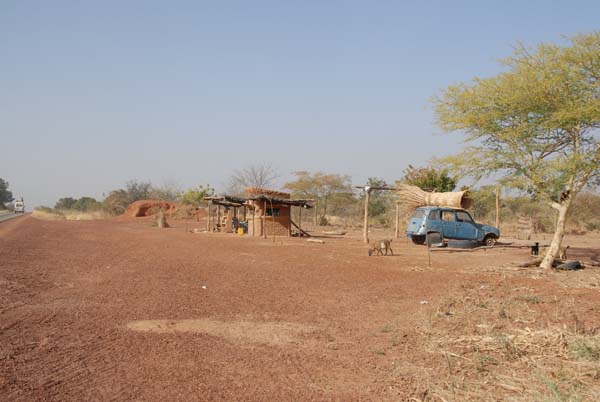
[124,200,178,217]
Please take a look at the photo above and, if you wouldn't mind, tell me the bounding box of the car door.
[440,210,457,239]
[426,209,443,234]
[455,210,479,240]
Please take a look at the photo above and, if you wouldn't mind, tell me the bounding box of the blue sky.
[2,1,599,207]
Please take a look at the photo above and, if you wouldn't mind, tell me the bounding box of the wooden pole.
[207,201,212,231]
[299,206,302,233]
[363,188,370,244]
[495,187,500,228]
[263,200,268,239]
[394,202,400,240]
[314,200,318,226]
[217,205,221,232]
[251,204,255,237]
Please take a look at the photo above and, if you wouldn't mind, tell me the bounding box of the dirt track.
[1,216,600,401]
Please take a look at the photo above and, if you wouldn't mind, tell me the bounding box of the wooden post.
[495,187,500,228]
[251,204,255,237]
[314,200,318,226]
[207,201,212,231]
[394,202,400,240]
[363,187,370,244]
[263,200,268,239]
[217,205,221,232]
[299,206,302,232]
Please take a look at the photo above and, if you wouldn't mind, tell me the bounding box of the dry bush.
[32,209,109,221]
[418,283,600,401]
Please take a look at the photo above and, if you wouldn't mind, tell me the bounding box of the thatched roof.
[205,194,313,208]
[245,187,291,199]
[249,195,313,208]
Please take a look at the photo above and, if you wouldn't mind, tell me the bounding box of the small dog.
[368,239,394,256]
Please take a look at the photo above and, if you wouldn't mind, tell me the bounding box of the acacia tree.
[434,32,600,269]
[179,184,215,207]
[401,165,457,192]
[284,171,352,221]
[362,177,392,218]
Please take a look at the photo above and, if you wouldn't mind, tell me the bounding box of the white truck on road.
[14,198,25,213]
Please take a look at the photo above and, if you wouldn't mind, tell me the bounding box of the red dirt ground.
[1,216,600,401]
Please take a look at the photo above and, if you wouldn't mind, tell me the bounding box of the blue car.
[406,206,500,246]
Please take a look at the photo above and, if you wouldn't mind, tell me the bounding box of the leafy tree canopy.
[0,178,14,207]
[179,185,215,207]
[55,197,77,210]
[434,32,600,268]
[284,171,352,218]
[401,165,457,192]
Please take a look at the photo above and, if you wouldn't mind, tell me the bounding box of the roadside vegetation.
[0,177,14,210]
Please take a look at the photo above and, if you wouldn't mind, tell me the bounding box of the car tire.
[447,239,479,249]
[483,235,498,247]
[411,235,426,245]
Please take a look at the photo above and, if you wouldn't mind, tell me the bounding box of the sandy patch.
[127,319,315,346]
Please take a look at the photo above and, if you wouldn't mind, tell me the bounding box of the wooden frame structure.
[204,193,313,238]
[356,185,401,244]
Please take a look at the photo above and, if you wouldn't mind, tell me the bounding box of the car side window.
[441,211,455,222]
[456,211,474,223]
[428,210,440,220]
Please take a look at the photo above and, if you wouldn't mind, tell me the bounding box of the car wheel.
[483,235,497,247]
[411,235,426,245]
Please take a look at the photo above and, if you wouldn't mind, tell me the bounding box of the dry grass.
[396,184,473,210]
[418,283,600,401]
[32,209,109,221]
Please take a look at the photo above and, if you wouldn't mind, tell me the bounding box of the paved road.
[0,212,26,223]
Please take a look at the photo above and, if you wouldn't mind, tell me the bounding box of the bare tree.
[149,179,183,202]
[227,163,279,195]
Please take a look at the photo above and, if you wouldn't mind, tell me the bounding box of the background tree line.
[33,159,600,235]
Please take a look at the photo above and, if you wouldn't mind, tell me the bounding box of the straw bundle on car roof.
[396,184,473,210]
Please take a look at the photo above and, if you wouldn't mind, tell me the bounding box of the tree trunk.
[157,209,169,228]
[540,198,572,269]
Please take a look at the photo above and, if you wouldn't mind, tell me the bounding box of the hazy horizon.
[2,1,599,208]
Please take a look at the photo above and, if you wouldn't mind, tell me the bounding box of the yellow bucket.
[237,228,244,236]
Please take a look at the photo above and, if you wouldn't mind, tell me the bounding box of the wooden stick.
[394,202,400,240]
[363,189,370,244]
[427,243,431,268]
[207,201,212,232]
[263,200,267,239]
[495,187,500,228]
[217,205,221,232]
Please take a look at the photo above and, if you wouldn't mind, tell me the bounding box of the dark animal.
[531,242,539,256]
